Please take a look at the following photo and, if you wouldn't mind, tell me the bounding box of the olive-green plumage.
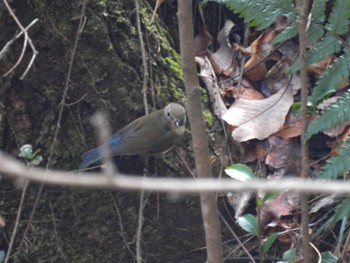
[80,103,186,169]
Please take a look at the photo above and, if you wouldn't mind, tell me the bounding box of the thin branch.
[4,181,29,263]
[219,213,255,263]
[135,0,149,115]
[49,202,68,263]
[2,152,350,193]
[17,0,88,255]
[177,1,223,262]
[297,0,312,261]
[2,0,38,79]
[91,111,117,176]
[110,193,136,259]
[136,189,147,263]
[0,19,38,60]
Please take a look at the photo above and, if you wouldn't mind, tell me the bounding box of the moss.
[203,109,214,126]
[139,3,185,104]
[164,55,184,80]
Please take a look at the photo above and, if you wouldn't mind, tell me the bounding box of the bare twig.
[4,181,29,263]
[136,189,149,263]
[2,0,38,79]
[2,152,350,193]
[0,19,38,60]
[17,0,88,255]
[110,193,136,258]
[91,111,117,176]
[135,0,149,115]
[219,213,255,263]
[297,0,312,261]
[49,202,68,263]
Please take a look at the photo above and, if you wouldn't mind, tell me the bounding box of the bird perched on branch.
[80,103,186,169]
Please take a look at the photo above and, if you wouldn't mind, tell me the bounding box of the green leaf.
[18,144,33,158]
[307,23,325,47]
[330,197,350,228]
[206,0,296,30]
[262,191,279,203]
[225,164,254,181]
[30,155,43,166]
[262,233,278,256]
[271,20,298,44]
[320,139,350,179]
[290,34,342,73]
[312,48,350,104]
[311,0,327,24]
[305,91,350,140]
[321,251,338,263]
[237,214,259,235]
[326,0,350,35]
[283,248,296,262]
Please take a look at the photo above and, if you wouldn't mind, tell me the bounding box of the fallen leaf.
[310,194,337,214]
[265,57,301,95]
[308,55,336,78]
[223,79,265,100]
[195,57,227,118]
[227,191,254,220]
[259,191,299,226]
[194,27,212,56]
[235,32,281,81]
[275,113,303,138]
[222,84,293,142]
[265,136,301,177]
[207,20,236,76]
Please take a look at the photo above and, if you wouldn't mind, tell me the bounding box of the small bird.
[80,103,186,169]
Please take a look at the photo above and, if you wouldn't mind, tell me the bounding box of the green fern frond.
[320,139,350,179]
[206,0,296,30]
[312,48,350,104]
[307,23,325,47]
[311,0,327,24]
[307,34,342,65]
[271,20,298,44]
[290,34,342,72]
[326,0,350,35]
[305,91,350,140]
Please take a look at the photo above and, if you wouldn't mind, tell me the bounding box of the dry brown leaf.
[275,113,303,138]
[207,20,236,76]
[194,28,212,56]
[222,84,293,142]
[259,191,299,226]
[235,32,281,81]
[223,79,265,100]
[227,191,254,220]
[308,55,336,78]
[196,57,227,118]
[241,140,268,163]
[266,136,301,177]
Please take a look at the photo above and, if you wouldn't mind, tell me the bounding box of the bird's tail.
[79,148,100,170]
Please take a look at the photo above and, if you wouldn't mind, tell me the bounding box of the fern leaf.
[290,34,342,72]
[207,0,296,30]
[272,20,298,44]
[312,48,350,103]
[320,139,350,179]
[305,91,350,140]
[331,197,350,224]
[307,23,325,47]
[311,0,327,24]
[326,0,350,35]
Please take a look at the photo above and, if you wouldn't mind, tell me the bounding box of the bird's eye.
[167,112,171,117]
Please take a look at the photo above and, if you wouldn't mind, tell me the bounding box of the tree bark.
[177,1,223,263]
